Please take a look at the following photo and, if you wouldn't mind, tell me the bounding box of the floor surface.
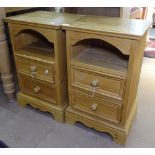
[0,57,155,148]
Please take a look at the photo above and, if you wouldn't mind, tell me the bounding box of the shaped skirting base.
[17,92,66,123]
[65,103,137,145]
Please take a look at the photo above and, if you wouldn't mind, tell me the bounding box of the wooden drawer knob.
[91,103,98,111]
[44,69,49,75]
[91,79,99,97]
[34,86,40,93]
[91,79,99,87]
[30,66,37,77]
[30,66,37,72]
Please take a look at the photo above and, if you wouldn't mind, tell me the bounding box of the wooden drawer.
[18,74,56,104]
[70,90,122,122]
[15,55,55,83]
[71,66,126,100]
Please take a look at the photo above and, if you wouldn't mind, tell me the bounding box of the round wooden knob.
[44,69,49,75]
[91,103,98,111]
[30,66,37,77]
[91,79,99,87]
[34,86,40,93]
[30,66,37,72]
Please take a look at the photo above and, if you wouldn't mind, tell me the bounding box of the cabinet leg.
[17,94,27,107]
[52,111,64,123]
[65,110,76,125]
[112,133,127,145]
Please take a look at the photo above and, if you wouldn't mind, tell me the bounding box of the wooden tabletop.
[4,11,85,29]
[62,15,152,39]
[4,11,151,38]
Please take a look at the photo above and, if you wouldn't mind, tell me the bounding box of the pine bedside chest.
[5,11,83,122]
[62,15,151,144]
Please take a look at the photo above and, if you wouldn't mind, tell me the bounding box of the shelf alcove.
[13,29,54,61]
[71,38,129,77]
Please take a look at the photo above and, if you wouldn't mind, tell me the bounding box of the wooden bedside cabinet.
[62,16,151,144]
[4,11,83,122]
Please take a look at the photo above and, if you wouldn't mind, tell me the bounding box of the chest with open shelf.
[5,11,84,122]
[63,15,151,144]
[5,11,151,145]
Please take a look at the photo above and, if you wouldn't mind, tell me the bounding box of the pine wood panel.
[15,55,55,83]
[18,92,66,123]
[67,31,132,56]
[5,10,151,144]
[5,11,84,122]
[70,90,122,123]
[18,74,56,104]
[64,15,151,144]
[121,32,148,124]
[62,15,151,39]
[70,66,126,101]
[4,11,84,29]
[8,23,57,46]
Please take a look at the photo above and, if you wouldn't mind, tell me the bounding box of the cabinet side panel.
[121,32,147,125]
[55,30,68,107]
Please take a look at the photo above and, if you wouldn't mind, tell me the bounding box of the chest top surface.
[4,11,151,39]
[62,15,151,39]
[4,11,84,29]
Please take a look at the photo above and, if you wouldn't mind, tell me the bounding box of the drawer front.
[18,74,56,104]
[15,56,55,83]
[71,66,126,100]
[70,90,122,122]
